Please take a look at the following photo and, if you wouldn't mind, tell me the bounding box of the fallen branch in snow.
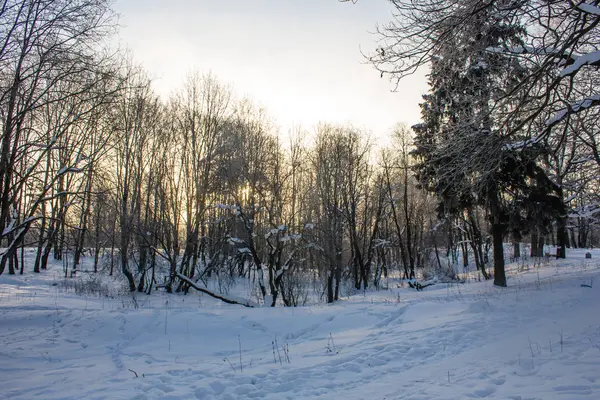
[175,273,257,308]
[407,280,435,291]
[128,369,138,378]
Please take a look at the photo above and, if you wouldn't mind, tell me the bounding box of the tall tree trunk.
[9,251,15,275]
[530,230,540,257]
[537,234,545,258]
[327,268,334,303]
[403,165,415,279]
[568,227,575,249]
[73,168,94,275]
[54,177,66,261]
[137,268,146,293]
[489,188,506,287]
[461,232,469,269]
[146,252,156,295]
[34,214,46,273]
[34,152,53,273]
[120,245,136,292]
[352,247,360,290]
[334,269,341,301]
[92,194,104,273]
[109,225,115,276]
[467,208,489,279]
[19,245,24,275]
[40,234,53,271]
[578,218,587,248]
[120,202,136,291]
[492,221,506,287]
[384,166,410,279]
[556,216,567,259]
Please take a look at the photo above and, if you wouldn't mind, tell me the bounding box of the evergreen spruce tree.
[412,0,564,286]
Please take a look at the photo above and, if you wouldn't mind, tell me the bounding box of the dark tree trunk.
[137,268,146,293]
[120,220,136,291]
[121,254,136,292]
[492,221,506,287]
[569,228,577,249]
[530,230,540,257]
[73,167,94,276]
[19,246,24,275]
[8,250,15,275]
[34,216,46,273]
[352,247,360,290]
[577,218,583,247]
[327,269,334,303]
[467,208,488,279]
[489,187,506,287]
[461,237,469,269]
[556,216,567,259]
[109,214,116,276]
[40,239,53,271]
[537,234,545,257]
[92,199,102,273]
[334,265,341,301]
[146,252,156,295]
[513,241,520,260]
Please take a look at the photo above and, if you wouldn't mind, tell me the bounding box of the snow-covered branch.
[577,2,600,16]
[545,95,600,127]
[175,273,257,308]
[560,50,600,77]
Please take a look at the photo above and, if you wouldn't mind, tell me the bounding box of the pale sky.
[113,0,428,141]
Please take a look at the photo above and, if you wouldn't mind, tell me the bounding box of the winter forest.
[1,0,600,399]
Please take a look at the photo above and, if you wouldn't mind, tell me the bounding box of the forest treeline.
[1,0,599,305]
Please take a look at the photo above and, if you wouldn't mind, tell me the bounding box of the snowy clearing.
[1,249,600,400]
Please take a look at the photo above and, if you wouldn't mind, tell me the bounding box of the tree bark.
[489,188,506,287]
[513,240,520,260]
[556,216,567,259]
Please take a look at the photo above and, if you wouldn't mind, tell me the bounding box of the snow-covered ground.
[1,249,600,400]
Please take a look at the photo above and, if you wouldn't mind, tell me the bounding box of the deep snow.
[1,249,599,399]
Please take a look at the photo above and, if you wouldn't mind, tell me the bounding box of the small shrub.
[56,273,121,297]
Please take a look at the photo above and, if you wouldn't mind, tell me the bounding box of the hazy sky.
[113,0,428,140]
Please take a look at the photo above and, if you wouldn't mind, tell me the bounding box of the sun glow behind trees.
[112,0,428,141]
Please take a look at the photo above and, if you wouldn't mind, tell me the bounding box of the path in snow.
[1,249,599,399]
